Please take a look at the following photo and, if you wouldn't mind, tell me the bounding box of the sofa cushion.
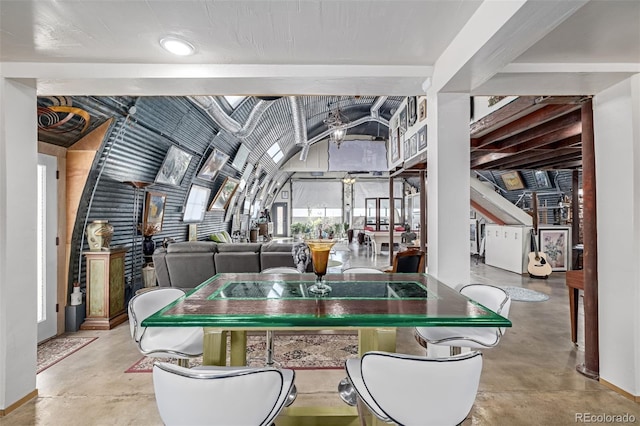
[221,230,232,242]
[167,241,218,253]
[215,252,261,273]
[261,241,294,252]
[210,234,224,243]
[217,243,262,253]
[166,252,216,288]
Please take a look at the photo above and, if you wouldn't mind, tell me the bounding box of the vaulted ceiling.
[4,0,640,173]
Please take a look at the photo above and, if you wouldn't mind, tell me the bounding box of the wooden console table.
[566,270,584,344]
[81,247,128,330]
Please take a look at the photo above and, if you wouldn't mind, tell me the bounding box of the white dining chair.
[261,266,301,273]
[153,362,296,426]
[342,267,384,274]
[342,350,483,425]
[128,287,203,367]
[414,283,512,356]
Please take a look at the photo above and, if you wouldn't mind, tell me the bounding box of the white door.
[37,154,58,342]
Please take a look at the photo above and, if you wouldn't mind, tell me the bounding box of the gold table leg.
[202,328,227,366]
[229,330,247,366]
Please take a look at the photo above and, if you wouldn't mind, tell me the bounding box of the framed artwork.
[188,224,197,241]
[538,228,571,271]
[209,177,240,210]
[418,98,427,121]
[281,191,289,199]
[418,125,427,150]
[470,219,479,254]
[408,96,417,126]
[183,185,211,222]
[501,171,525,191]
[534,170,552,189]
[155,145,193,186]
[390,127,400,162]
[404,137,410,160]
[409,134,418,156]
[143,191,166,234]
[398,106,407,135]
[197,148,229,181]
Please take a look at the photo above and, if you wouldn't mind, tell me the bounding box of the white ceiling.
[1,0,638,96]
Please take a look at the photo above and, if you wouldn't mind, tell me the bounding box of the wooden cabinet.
[80,247,128,330]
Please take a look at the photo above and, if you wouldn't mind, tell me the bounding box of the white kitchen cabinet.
[485,225,532,274]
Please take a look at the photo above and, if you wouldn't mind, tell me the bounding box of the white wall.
[593,73,640,396]
[0,78,38,409]
[426,92,470,288]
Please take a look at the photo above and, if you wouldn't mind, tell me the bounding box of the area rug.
[503,286,550,302]
[37,336,98,374]
[125,333,358,373]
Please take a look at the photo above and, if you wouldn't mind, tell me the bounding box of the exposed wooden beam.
[472,134,582,169]
[470,96,538,136]
[489,110,581,151]
[470,200,506,225]
[472,104,579,150]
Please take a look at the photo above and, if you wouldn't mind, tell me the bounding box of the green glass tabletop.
[212,280,436,300]
[142,273,512,329]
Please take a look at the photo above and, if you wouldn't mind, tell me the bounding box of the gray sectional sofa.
[153,241,310,289]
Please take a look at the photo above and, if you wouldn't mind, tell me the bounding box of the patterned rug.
[125,333,358,373]
[37,336,98,374]
[503,286,550,302]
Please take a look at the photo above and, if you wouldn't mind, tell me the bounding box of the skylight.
[267,143,284,163]
[224,96,246,108]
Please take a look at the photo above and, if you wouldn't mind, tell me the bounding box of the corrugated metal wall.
[68,96,242,294]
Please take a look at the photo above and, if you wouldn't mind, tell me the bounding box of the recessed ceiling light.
[160,36,195,56]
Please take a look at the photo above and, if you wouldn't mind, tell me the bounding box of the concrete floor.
[2,241,639,425]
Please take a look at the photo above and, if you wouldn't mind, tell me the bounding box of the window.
[183,185,211,222]
[224,96,246,108]
[267,143,284,163]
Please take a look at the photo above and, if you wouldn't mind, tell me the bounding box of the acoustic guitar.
[528,229,552,278]
[527,192,552,278]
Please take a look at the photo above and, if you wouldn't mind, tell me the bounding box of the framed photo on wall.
[409,134,418,156]
[209,177,240,210]
[534,170,552,189]
[501,171,525,191]
[143,191,166,234]
[418,125,427,150]
[398,106,407,135]
[404,137,410,160]
[390,127,400,162]
[418,98,427,121]
[538,228,571,271]
[408,96,417,126]
[197,148,229,181]
[155,145,193,186]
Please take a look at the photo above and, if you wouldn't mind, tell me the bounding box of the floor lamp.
[124,181,151,290]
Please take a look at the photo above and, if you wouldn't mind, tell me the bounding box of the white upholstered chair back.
[460,284,512,335]
[342,267,384,274]
[153,362,295,426]
[260,267,301,273]
[128,287,203,359]
[347,351,483,425]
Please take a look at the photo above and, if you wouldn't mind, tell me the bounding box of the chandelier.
[342,174,356,185]
[324,105,350,149]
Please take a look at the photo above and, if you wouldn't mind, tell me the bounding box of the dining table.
[143,272,511,425]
